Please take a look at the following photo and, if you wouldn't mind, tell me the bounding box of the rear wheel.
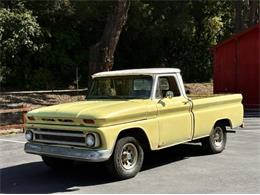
[106,136,144,180]
[41,156,73,170]
[202,124,227,154]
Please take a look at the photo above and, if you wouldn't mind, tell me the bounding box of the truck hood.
[27,100,157,126]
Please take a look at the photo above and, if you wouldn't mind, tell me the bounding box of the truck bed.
[189,94,243,139]
[188,94,230,100]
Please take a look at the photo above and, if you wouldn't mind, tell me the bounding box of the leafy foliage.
[0,7,43,86]
[0,0,256,90]
[116,1,232,82]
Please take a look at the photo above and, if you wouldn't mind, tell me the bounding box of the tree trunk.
[234,0,243,32]
[248,0,259,26]
[88,0,130,79]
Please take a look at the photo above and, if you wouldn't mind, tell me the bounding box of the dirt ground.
[0,94,86,110]
[184,83,213,96]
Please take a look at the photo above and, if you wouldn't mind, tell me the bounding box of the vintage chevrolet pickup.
[24,68,244,179]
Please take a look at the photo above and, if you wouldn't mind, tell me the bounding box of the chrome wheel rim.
[213,127,224,148]
[120,143,138,170]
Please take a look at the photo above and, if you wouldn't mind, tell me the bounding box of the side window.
[156,76,181,98]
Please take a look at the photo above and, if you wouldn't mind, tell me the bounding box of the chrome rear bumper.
[24,142,112,162]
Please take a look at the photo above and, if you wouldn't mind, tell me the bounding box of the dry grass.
[185,83,213,95]
[0,94,86,109]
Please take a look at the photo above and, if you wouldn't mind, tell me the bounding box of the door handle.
[183,98,191,105]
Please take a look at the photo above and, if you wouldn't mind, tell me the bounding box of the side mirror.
[166,91,174,99]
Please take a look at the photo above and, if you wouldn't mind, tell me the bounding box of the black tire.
[106,136,144,180]
[41,156,73,170]
[201,124,227,154]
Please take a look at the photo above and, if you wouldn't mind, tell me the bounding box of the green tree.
[0,0,246,90]
[116,0,232,82]
[0,6,43,89]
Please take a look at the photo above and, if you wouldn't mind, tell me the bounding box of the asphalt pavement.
[0,113,259,193]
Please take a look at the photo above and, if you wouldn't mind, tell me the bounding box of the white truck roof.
[92,68,181,78]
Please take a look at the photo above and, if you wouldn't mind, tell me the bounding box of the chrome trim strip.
[32,129,85,138]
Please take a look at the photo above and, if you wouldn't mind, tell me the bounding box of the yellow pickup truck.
[24,68,243,179]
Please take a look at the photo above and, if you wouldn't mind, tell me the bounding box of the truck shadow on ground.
[1,143,207,194]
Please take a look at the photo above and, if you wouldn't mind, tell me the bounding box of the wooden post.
[0,104,32,131]
[22,104,26,132]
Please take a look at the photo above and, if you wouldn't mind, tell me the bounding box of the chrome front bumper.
[24,142,112,162]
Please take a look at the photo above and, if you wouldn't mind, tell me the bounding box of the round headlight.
[25,130,33,141]
[86,133,95,147]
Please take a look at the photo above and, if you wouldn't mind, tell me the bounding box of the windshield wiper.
[87,95,127,99]
[106,95,127,99]
[86,96,107,99]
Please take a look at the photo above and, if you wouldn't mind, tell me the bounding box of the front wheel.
[201,124,227,154]
[106,136,144,180]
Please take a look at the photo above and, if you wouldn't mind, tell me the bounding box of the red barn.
[213,24,260,108]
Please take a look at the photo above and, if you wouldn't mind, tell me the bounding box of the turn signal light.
[27,116,35,121]
[83,119,95,124]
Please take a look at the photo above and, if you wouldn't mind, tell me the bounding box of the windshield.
[87,76,153,99]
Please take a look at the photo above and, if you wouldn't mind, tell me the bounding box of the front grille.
[41,118,75,123]
[32,129,86,146]
[41,118,55,122]
[35,134,85,143]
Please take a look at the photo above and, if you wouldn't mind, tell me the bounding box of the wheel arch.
[213,118,233,129]
[116,127,152,152]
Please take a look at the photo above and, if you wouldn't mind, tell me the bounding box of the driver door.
[156,76,193,148]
